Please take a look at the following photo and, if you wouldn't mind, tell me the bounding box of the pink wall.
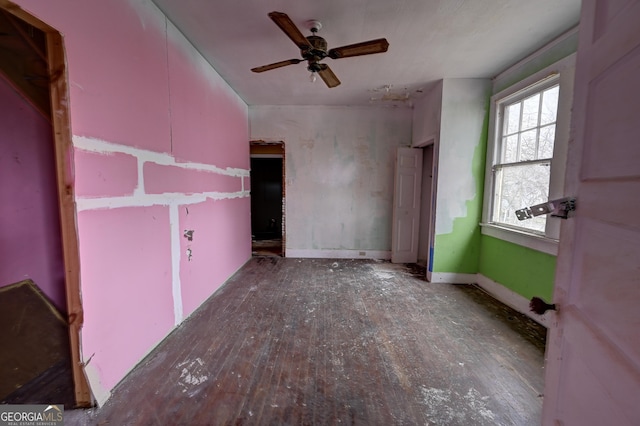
[179,197,251,318]
[0,76,66,312]
[14,0,251,402]
[78,206,175,391]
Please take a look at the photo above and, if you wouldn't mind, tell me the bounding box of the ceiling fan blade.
[317,64,341,88]
[328,38,389,59]
[268,11,312,50]
[251,58,302,73]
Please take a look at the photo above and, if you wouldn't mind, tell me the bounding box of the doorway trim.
[413,136,438,282]
[1,0,92,407]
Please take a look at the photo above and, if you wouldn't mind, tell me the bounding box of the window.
[492,80,559,233]
[482,55,575,255]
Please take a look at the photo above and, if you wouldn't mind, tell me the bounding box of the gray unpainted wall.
[249,105,412,257]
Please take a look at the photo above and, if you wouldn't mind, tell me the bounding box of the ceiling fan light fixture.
[306,20,322,33]
[309,71,317,83]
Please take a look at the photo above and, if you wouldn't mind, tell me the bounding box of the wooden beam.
[1,9,47,63]
[0,10,50,118]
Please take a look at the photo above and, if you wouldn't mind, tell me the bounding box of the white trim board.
[476,274,556,328]
[429,273,477,284]
[286,249,391,260]
[480,223,559,256]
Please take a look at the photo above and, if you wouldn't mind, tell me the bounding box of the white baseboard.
[476,274,556,328]
[84,363,109,406]
[286,249,391,260]
[429,272,477,284]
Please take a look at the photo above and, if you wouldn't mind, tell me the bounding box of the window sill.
[480,223,558,256]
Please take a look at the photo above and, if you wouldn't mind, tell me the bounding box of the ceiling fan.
[251,11,389,88]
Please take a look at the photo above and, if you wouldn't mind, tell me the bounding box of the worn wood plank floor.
[67,258,546,425]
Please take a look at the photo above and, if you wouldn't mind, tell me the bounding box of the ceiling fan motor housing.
[303,35,328,62]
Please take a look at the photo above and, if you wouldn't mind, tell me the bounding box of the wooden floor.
[252,238,283,257]
[67,258,546,425]
[0,280,75,407]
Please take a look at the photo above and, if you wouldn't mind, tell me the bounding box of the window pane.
[520,129,537,161]
[538,124,555,159]
[503,134,518,163]
[492,162,551,233]
[504,102,521,135]
[521,94,540,130]
[540,86,559,126]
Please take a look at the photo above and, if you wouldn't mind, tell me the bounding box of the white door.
[391,147,422,263]
[542,1,640,424]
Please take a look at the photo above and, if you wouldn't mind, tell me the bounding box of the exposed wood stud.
[46,30,93,408]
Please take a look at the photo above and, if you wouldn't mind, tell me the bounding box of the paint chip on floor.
[419,386,495,425]
[177,358,209,393]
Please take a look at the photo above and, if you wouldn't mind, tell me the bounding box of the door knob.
[529,297,556,315]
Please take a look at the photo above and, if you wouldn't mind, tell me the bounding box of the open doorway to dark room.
[250,142,284,256]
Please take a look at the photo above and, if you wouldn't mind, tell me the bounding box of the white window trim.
[481,54,576,255]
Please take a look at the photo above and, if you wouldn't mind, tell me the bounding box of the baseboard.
[84,363,109,407]
[429,272,477,284]
[476,274,555,328]
[286,249,391,260]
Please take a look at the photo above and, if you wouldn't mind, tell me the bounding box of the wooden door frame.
[0,0,92,407]
[413,139,437,281]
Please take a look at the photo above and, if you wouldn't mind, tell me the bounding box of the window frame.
[481,54,576,255]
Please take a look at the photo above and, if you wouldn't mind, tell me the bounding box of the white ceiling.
[152,0,581,107]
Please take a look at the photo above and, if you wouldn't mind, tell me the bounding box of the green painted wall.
[478,236,556,301]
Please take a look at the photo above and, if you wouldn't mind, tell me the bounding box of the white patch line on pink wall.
[169,203,183,325]
[76,192,248,211]
[135,157,146,196]
[74,136,248,176]
[73,135,250,212]
[73,136,249,177]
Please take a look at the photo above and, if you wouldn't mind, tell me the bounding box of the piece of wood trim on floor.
[476,274,555,328]
[286,249,391,260]
[429,272,477,284]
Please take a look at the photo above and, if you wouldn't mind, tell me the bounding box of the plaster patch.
[434,79,490,235]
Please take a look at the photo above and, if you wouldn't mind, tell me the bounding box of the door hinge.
[515,197,576,221]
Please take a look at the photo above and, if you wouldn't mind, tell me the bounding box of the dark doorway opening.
[250,142,284,257]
